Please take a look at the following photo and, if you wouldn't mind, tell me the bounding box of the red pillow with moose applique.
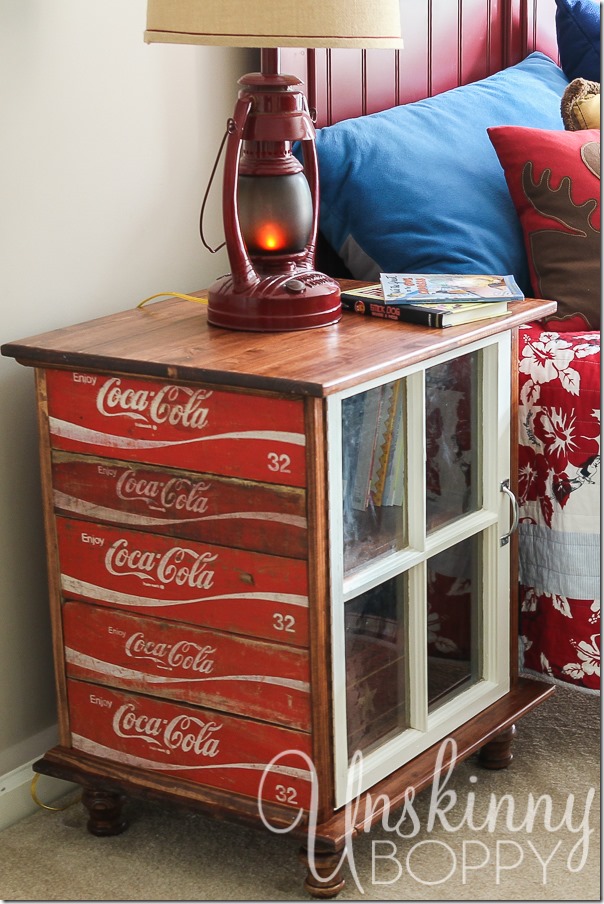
[488,126,600,330]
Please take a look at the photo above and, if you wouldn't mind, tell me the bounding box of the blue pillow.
[311,53,569,294]
[555,0,601,81]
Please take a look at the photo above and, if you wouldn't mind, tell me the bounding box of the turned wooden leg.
[478,724,517,769]
[82,787,129,836]
[299,844,346,899]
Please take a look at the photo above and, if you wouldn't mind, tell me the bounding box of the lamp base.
[207,271,341,332]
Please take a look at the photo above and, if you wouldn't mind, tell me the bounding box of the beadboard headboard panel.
[281,0,558,127]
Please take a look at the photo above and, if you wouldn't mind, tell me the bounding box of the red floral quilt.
[518,326,600,692]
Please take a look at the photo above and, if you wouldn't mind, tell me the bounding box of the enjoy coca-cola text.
[96,378,213,430]
[124,632,216,674]
[105,537,217,589]
[112,702,221,757]
[115,470,211,515]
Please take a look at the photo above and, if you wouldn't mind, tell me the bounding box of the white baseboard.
[0,758,78,832]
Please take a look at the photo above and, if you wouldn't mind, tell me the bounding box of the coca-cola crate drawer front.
[57,518,309,646]
[63,603,311,730]
[67,679,314,810]
[52,453,307,559]
[45,370,306,488]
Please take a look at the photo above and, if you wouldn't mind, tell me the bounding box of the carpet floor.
[1,679,600,901]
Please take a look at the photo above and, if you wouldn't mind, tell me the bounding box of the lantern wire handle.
[199,120,235,254]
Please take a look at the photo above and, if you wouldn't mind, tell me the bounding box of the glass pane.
[425,352,480,533]
[342,380,407,573]
[426,534,482,710]
[345,574,408,759]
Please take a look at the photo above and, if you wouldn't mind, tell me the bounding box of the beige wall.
[0,1,253,779]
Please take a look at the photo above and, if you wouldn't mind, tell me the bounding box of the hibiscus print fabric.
[518,325,600,691]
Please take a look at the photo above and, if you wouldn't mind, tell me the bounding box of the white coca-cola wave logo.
[115,470,211,515]
[96,378,213,431]
[112,703,221,757]
[105,538,217,590]
[124,632,216,674]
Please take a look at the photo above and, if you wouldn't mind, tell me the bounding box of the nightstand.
[2,288,556,897]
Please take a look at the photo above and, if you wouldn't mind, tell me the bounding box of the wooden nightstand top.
[2,286,556,397]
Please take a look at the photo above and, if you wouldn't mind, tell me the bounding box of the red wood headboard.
[281,0,558,127]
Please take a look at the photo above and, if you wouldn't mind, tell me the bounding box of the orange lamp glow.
[237,170,314,257]
[257,226,283,251]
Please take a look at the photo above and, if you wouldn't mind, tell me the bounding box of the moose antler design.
[521,146,600,308]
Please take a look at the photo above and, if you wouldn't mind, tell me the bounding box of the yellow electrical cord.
[137,292,208,309]
[30,772,80,812]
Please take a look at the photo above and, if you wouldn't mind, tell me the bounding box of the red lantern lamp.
[145,1,403,332]
[207,50,340,331]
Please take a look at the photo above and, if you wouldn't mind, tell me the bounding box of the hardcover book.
[341,294,509,328]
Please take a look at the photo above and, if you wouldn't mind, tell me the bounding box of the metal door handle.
[500,479,519,546]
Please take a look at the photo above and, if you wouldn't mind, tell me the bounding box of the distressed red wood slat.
[45,369,306,488]
[51,453,307,559]
[56,518,309,647]
[62,603,311,730]
[67,679,314,809]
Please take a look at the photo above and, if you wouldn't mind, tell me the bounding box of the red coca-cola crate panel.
[57,518,309,647]
[67,679,314,809]
[63,603,311,730]
[52,453,307,559]
[45,370,306,488]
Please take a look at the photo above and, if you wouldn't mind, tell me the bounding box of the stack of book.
[341,273,524,327]
[350,381,405,513]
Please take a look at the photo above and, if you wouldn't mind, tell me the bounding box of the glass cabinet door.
[329,335,512,805]
[342,380,407,573]
[426,534,482,710]
[345,574,409,756]
[425,353,480,532]
[424,355,483,710]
